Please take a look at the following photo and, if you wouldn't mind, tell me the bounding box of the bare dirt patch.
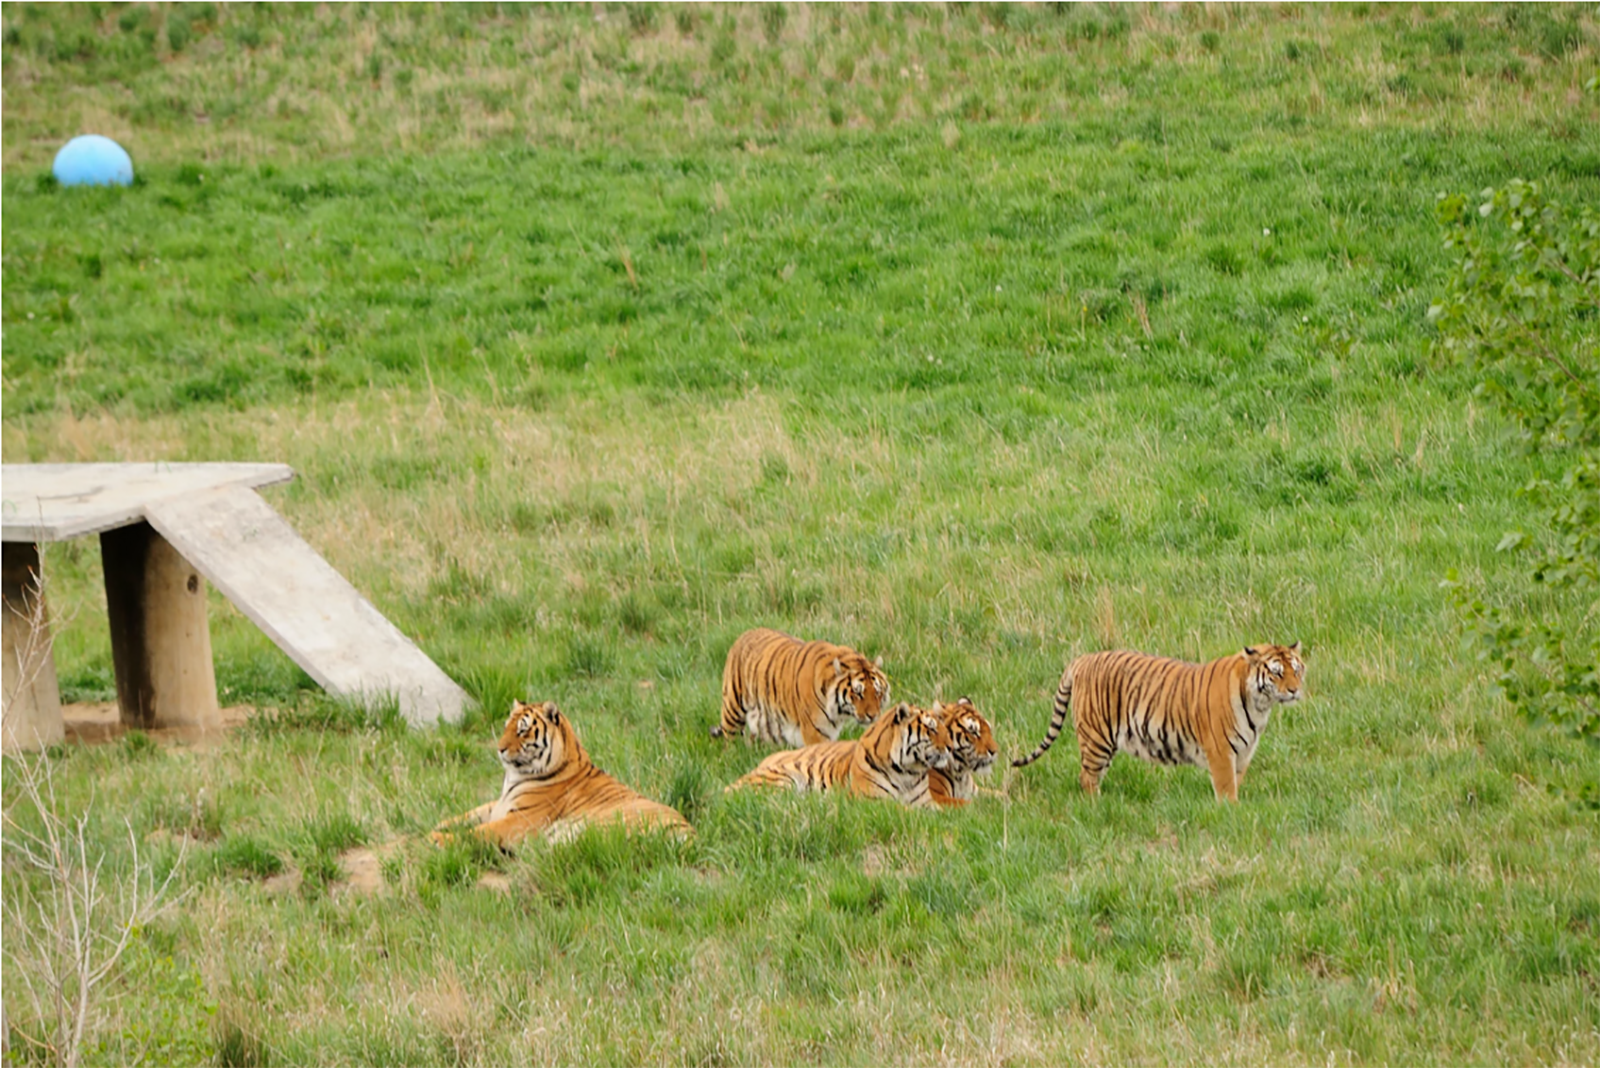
[332,838,410,896]
[262,869,303,896]
[62,701,253,749]
[477,871,512,894]
[335,848,386,896]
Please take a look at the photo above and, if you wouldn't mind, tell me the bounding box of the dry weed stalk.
[2,561,190,1068]
[2,747,193,1067]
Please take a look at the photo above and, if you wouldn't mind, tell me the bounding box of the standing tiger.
[713,627,889,747]
[1012,644,1304,802]
[432,700,691,849]
[727,701,950,809]
[928,697,999,808]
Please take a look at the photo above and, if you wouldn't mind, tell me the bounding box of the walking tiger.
[1012,644,1304,801]
[713,627,889,747]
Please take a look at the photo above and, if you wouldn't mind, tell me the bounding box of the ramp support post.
[100,522,220,731]
[1,541,64,751]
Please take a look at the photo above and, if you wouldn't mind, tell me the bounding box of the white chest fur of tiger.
[432,700,691,850]
[713,627,889,747]
[1012,644,1305,802]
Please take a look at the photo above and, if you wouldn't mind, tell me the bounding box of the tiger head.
[829,653,890,727]
[497,700,577,781]
[933,697,997,778]
[1243,643,1305,705]
[868,701,950,773]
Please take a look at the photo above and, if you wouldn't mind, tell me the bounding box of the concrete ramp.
[145,484,466,727]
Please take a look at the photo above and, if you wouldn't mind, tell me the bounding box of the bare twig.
[3,562,190,1068]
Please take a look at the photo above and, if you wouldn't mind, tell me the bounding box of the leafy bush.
[1434,177,1600,741]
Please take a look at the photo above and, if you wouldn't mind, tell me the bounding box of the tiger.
[432,700,691,849]
[726,701,950,809]
[712,627,889,747]
[1012,643,1304,802]
[927,697,999,808]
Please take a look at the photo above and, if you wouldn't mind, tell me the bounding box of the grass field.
[3,3,1600,1065]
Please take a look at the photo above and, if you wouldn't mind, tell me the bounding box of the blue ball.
[52,135,134,187]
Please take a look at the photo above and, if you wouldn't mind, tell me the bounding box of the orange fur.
[432,701,690,849]
[714,627,889,747]
[927,698,998,808]
[727,702,950,808]
[1012,644,1305,802]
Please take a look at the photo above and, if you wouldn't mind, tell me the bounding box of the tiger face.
[1244,643,1305,704]
[881,702,949,771]
[497,700,571,780]
[831,654,890,727]
[934,697,997,777]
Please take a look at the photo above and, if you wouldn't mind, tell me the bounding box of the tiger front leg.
[431,800,498,837]
[1233,748,1258,795]
[460,809,558,850]
[795,714,831,747]
[1205,745,1239,803]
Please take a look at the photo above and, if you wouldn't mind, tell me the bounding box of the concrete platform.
[1,463,467,748]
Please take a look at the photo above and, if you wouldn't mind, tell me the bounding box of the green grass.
[4,3,1600,1065]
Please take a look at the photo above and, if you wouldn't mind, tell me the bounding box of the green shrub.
[1435,177,1600,742]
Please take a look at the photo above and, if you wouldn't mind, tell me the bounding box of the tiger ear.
[892,703,910,724]
[1289,641,1301,654]
[1244,646,1260,658]
[832,657,844,677]
[957,696,973,707]
[545,703,561,724]
[874,655,883,668]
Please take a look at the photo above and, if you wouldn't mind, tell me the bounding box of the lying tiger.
[727,701,950,808]
[714,627,889,747]
[927,698,998,808]
[1012,643,1304,802]
[432,700,691,849]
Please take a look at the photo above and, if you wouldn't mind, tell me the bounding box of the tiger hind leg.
[712,694,745,739]
[726,769,794,793]
[1076,729,1115,796]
